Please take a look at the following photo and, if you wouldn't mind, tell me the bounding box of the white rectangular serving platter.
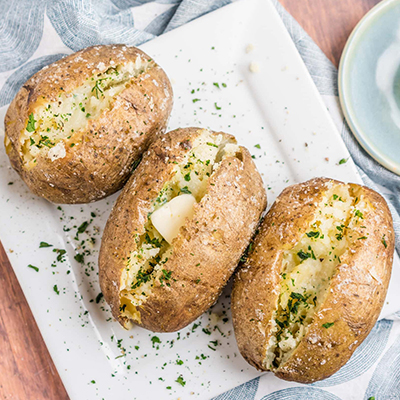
[1,0,399,399]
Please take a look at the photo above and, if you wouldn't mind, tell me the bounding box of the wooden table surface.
[0,1,381,398]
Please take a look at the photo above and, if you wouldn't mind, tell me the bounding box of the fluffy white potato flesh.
[119,130,241,321]
[150,194,196,244]
[20,57,151,167]
[264,183,370,370]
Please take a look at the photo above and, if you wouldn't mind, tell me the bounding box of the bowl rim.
[338,0,400,175]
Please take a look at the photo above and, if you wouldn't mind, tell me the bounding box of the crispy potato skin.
[99,127,267,332]
[232,177,394,383]
[4,45,173,204]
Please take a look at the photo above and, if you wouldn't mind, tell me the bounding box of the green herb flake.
[214,102,221,110]
[53,248,67,262]
[53,285,60,295]
[77,221,89,234]
[213,82,220,89]
[338,158,348,165]
[322,322,334,329]
[74,253,84,263]
[382,235,388,248]
[192,98,201,103]
[254,144,261,149]
[26,113,36,132]
[184,172,191,182]
[28,264,39,272]
[206,142,218,148]
[176,359,184,365]
[297,250,311,261]
[95,293,103,304]
[180,186,192,194]
[151,336,161,347]
[306,231,319,238]
[39,241,53,248]
[176,376,186,387]
[355,210,364,219]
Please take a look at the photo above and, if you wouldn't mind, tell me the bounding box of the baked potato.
[232,177,394,383]
[4,44,173,204]
[99,127,267,332]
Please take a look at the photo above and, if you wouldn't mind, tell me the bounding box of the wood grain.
[280,0,381,66]
[0,1,380,398]
[0,243,69,399]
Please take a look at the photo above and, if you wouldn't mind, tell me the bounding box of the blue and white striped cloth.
[1,1,399,398]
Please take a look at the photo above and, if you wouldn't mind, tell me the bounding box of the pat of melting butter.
[150,194,196,244]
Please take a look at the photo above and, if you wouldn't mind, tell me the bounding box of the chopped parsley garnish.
[176,359,184,365]
[214,102,221,110]
[206,142,218,148]
[354,210,364,219]
[28,264,39,272]
[322,322,334,329]
[290,292,307,301]
[184,172,191,181]
[144,233,162,248]
[159,269,172,286]
[132,267,153,289]
[357,236,367,240]
[339,158,348,165]
[213,82,220,89]
[254,144,261,149]
[297,246,316,262]
[53,285,60,295]
[91,80,104,99]
[306,231,319,238]
[95,292,103,303]
[35,135,55,149]
[26,113,36,132]
[333,194,339,200]
[151,336,161,347]
[39,241,53,248]
[382,235,388,248]
[74,253,84,263]
[53,248,66,262]
[176,376,186,387]
[77,221,89,234]
[180,186,192,194]
[192,98,201,103]
[297,250,310,260]
[161,269,172,280]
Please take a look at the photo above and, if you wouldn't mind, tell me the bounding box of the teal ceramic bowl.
[339,0,400,175]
